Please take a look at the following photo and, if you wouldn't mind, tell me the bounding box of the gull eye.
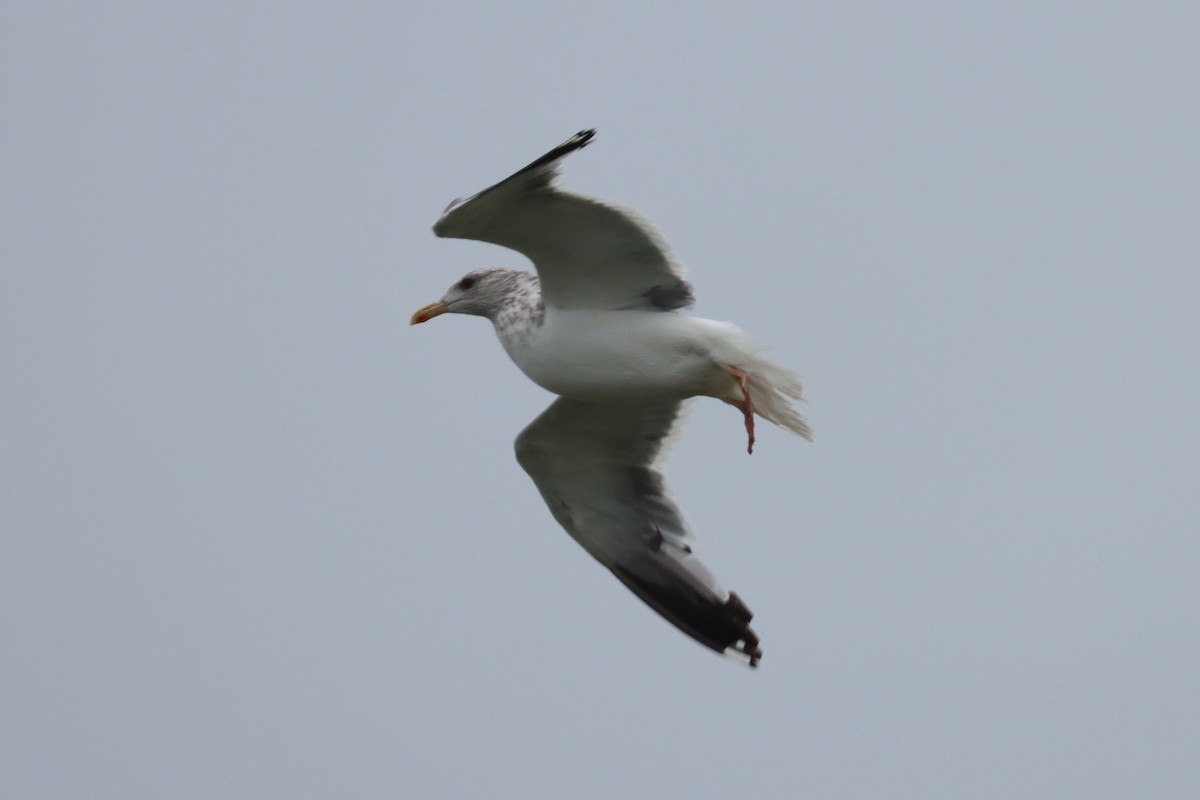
[457,276,477,291]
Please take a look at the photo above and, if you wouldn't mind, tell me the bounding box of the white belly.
[500,310,729,400]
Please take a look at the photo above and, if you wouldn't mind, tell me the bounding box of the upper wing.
[433,130,694,312]
[514,397,761,666]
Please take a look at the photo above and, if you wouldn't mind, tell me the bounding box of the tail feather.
[742,356,814,441]
[702,322,813,441]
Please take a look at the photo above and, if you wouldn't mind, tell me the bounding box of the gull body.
[411,130,812,667]
[513,307,739,401]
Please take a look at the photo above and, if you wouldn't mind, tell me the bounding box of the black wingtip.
[610,566,763,668]
[438,129,598,220]
[725,592,762,667]
[515,129,596,177]
[569,128,596,149]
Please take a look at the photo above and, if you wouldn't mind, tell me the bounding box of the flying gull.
[411,130,812,667]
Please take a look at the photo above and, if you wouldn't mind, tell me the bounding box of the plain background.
[4,3,1198,798]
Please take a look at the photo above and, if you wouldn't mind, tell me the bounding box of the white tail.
[738,353,814,440]
[704,322,814,441]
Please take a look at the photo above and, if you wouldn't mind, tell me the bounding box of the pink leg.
[724,365,756,454]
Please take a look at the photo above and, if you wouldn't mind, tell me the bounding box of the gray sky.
[4,3,1198,798]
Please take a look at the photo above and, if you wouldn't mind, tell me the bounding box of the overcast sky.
[4,3,1199,798]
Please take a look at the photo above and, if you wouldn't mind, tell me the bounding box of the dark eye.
[457,275,477,291]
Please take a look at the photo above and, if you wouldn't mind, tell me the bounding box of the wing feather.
[514,397,761,666]
[434,130,694,312]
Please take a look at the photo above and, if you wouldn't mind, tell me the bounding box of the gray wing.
[514,397,761,667]
[433,130,694,313]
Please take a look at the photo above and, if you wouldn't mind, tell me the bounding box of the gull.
[411,130,812,667]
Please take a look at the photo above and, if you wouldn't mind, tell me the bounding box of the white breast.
[499,310,729,400]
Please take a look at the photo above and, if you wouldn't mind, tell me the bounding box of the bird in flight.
[412,130,812,667]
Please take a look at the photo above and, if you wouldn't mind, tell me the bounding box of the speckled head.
[410,268,542,326]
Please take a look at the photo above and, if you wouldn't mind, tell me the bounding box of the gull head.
[411,268,536,324]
